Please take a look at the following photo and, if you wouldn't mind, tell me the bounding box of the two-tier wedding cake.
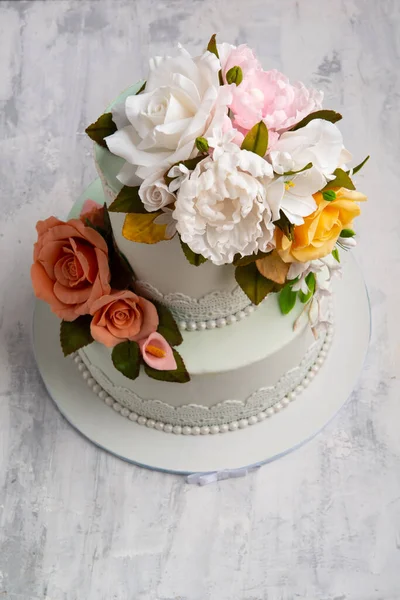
[31,36,368,437]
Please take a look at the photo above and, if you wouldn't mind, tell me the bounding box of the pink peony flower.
[231,69,323,136]
[90,290,159,348]
[219,44,323,149]
[139,332,177,371]
[219,43,261,82]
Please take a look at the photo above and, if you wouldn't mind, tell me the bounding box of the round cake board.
[32,181,371,476]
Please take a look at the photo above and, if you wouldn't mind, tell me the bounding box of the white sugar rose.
[139,171,175,212]
[173,149,275,266]
[106,46,232,184]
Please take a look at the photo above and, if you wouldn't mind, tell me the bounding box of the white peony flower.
[139,171,175,212]
[269,119,347,178]
[106,45,233,183]
[173,149,275,266]
[265,167,326,225]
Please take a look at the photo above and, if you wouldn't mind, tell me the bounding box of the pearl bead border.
[178,303,257,332]
[71,323,334,435]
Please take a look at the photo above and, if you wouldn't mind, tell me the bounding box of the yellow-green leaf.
[122,212,168,244]
[241,121,269,157]
[226,65,243,86]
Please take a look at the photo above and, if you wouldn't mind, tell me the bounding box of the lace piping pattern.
[135,280,253,324]
[78,328,330,428]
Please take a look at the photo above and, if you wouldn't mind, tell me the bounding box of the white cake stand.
[32,181,371,476]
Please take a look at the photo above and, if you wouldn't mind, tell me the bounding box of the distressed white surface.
[0,0,399,598]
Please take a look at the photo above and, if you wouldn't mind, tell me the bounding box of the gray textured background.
[1,1,400,598]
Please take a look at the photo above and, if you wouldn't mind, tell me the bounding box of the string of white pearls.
[71,321,333,436]
[178,304,256,332]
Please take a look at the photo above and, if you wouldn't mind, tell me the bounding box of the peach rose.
[90,290,159,348]
[139,332,177,371]
[277,187,367,263]
[31,217,111,321]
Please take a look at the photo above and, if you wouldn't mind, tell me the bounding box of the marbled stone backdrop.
[1,1,400,598]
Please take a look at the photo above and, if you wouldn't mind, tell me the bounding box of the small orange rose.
[31,217,111,321]
[90,290,159,348]
[276,187,367,263]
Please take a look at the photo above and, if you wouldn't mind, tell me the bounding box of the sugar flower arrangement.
[86,34,368,326]
[31,203,190,383]
[31,35,369,384]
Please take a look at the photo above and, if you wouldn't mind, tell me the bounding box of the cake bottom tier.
[76,298,333,434]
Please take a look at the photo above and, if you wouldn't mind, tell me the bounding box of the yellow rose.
[277,187,367,263]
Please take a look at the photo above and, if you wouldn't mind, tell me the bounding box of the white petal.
[106,126,171,167]
[116,162,142,187]
[265,178,284,221]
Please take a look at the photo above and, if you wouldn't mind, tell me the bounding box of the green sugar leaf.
[85,112,117,147]
[340,228,355,238]
[283,162,313,177]
[332,248,340,262]
[350,155,370,175]
[278,284,297,315]
[322,190,337,202]
[144,348,190,383]
[179,238,207,266]
[112,341,141,380]
[154,301,183,347]
[323,168,355,191]
[235,262,281,305]
[299,272,316,303]
[195,136,209,153]
[226,65,243,85]
[60,316,93,356]
[232,250,272,267]
[274,210,294,241]
[108,186,148,214]
[290,109,342,131]
[241,121,269,157]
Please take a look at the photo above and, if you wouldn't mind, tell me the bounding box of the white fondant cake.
[31,38,367,437]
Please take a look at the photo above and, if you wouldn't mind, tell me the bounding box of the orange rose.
[90,290,159,348]
[31,217,111,321]
[277,187,367,263]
